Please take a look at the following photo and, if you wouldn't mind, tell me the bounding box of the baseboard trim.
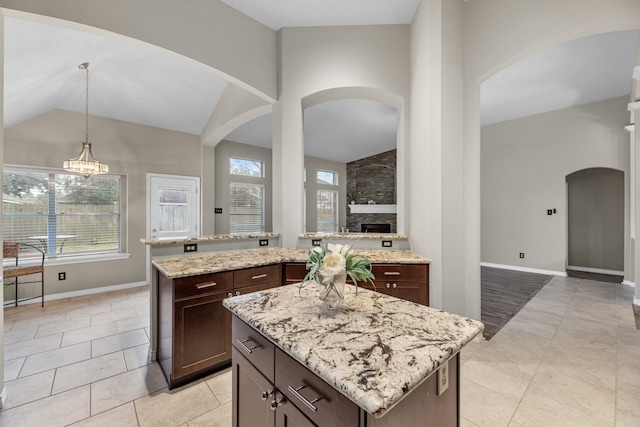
[4,281,148,306]
[480,262,566,277]
[622,280,635,287]
[566,265,624,276]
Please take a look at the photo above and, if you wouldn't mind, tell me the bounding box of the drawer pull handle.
[196,282,217,289]
[236,338,260,354]
[287,384,323,412]
[252,273,268,280]
[384,271,401,276]
[261,389,274,401]
[270,397,284,411]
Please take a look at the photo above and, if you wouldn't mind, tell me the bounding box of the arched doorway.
[566,167,624,278]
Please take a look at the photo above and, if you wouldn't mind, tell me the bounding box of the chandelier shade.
[63,62,109,178]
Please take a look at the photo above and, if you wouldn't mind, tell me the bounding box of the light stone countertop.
[152,247,430,279]
[299,232,408,240]
[223,284,483,417]
[140,233,280,246]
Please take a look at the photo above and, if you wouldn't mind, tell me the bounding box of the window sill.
[44,253,131,266]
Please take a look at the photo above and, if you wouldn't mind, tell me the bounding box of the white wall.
[482,96,630,273]
[275,25,411,248]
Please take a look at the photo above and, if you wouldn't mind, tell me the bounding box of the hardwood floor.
[481,266,552,339]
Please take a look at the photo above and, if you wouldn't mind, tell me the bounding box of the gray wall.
[4,109,202,295]
[567,168,624,272]
[481,96,630,273]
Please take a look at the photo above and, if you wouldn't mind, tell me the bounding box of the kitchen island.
[224,283,483,426]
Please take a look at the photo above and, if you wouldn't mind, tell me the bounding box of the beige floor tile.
[116,314,150,334]
[460,417,480,427]
[65,303,113,320]
[92,329,149,357]
[4,319,15,332]
[3,369,55,410]
[123,343,151,371]
[4,325,38,344]
[511,389,612,427]
[110,296,150,311]
[20,341,91,377]
[9,311,67,330]
[42,298,92,315]
[69,402,139,427]
[461,356,533,400]
[187,401,232,427]
[460,378,519,427]
[134,380,219,427]
[90,307,138,326]
[34,316,91,338]
[52,351,126,394]
[0,384,90,427]
[61,321,118,347]
[525,368,615,425]
[4,332,62,361]
[4,356,25,381]
[554,317,618,346]
[204,368,232,404]
[90,362,167,415]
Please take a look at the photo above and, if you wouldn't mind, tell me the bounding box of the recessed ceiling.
[481,30,640,125]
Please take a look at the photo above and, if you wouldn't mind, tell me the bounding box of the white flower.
[312,246,322,254]
[327,243,350,256]
[318,252,346,283]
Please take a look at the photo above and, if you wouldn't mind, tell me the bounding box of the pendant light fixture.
[63,62,109,178]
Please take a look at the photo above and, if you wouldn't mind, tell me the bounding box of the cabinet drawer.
[275,348,359,427]
[232,315,275,382]
[174,271,233,300]
[235,264,282,289]
[371,264,427,281]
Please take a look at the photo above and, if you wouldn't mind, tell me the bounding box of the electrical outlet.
[184,244,198,253]
[437,360,449,395]
[259,239,268,246]
[547,209,552,215]
[519,252,524,259]
[312,239,322,247]
[58,272,66,281]
[382,240,392,248]
[214,208,223,214]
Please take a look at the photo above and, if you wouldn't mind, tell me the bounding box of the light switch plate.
[437,360,449,395]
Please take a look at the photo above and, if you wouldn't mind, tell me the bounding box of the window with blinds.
[3,168,122,258]
[230,182,264,235]
[317,189,338,233]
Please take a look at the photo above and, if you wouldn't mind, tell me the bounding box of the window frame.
[2,165,126,260]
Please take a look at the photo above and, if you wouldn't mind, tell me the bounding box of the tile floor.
[0,276,639,426]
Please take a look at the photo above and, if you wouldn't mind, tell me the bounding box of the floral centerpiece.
[301,243,375,308]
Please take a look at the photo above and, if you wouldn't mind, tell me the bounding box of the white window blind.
[230,182,264,235]
[317,189,338,233]
[3,168,121,258]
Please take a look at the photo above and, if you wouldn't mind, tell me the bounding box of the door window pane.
[158,188,188,232]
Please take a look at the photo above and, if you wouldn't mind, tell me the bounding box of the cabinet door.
[174,291,231,379]
[390,281,427,305]
[275,393,317,427]
[232,347,275,427]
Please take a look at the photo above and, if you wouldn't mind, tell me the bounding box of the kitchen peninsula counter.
[152,247,430,279]
[224,284,483,424]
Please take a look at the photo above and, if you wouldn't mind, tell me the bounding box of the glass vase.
[319,274,346,309]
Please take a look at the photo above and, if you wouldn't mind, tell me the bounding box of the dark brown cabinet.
[283,262,429,306]
[231,314,459,427]
[157,264,281,388]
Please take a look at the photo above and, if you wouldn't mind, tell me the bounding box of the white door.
[147,174,200,240]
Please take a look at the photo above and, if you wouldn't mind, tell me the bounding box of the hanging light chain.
[79,62,90,144]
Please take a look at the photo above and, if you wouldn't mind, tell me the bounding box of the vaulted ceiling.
[5,1,638,162]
